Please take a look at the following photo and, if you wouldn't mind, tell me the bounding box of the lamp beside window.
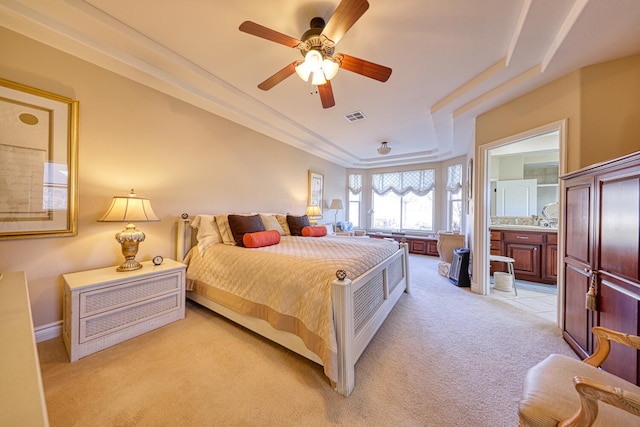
[98,189,159,272]
[305,204,322,226]
[329,198,343,224]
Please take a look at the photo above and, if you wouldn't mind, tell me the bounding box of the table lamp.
[98,189,159,271]
[305,204,322,226]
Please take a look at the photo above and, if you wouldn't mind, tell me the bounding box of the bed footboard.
[331,242,409,396]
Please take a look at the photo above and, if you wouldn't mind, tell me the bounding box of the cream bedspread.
[184,235,399,385]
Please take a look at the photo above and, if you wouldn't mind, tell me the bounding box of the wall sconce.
[329,198,344,224]
[305,204,322,226]
[98,189,159,271]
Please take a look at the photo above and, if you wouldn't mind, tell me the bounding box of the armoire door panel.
[599,177,640,282]
[598,276,640,385]
[565,183,592,265]
[563,265,592,356]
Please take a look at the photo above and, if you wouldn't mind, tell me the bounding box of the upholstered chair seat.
[519,327,640,427]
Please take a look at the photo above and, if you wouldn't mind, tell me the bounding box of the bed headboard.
[176,215,196,261]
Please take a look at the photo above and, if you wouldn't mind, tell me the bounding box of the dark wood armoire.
[562,151,640,386]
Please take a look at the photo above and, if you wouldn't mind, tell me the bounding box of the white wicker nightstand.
[62,259,186,362]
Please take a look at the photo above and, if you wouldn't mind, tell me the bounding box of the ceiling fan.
[239,0,392,109]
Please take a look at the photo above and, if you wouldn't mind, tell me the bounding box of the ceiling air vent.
[344,111,366,123]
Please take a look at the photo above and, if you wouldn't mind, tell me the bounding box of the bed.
[175,213,409,396]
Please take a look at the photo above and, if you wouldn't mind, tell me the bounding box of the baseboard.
[35,321,62,343]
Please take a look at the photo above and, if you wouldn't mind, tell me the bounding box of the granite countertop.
[490,224,557,232]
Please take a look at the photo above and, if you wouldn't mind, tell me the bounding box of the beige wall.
[0,28,345,327]
[580,54,640,167]
[476,54,640,172]
[476,71,582,172]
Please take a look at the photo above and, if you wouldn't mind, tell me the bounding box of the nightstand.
[62,259,186,362]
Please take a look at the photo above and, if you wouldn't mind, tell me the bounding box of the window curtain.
[372,169,435,196]
[446,164,462,192]
[349,174,363,195]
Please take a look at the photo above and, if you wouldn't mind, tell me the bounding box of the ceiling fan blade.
[321,0,369,44]
[258,62,297,91]
[239,21,301,48]
[339,54,392,82]
[318,81,335,109]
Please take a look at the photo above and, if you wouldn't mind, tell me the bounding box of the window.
[348,174,362,227]
[371,169,435,232]
[446,164,463,232]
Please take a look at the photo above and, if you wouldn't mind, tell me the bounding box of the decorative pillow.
[302,226,327,237]
[228,214,266,246]
[275,214,291,236]
[214,214,236,245]
[336,221,353,232]
[323,224,334,235]
[260,214,285,235]
[191,215,223,253]
[243,230,281,248]
[286,215,310,236]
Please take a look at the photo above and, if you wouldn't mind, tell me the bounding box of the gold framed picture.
[308,170,324,211]
[0,78,79,239]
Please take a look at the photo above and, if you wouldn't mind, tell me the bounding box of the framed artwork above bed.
[308,170,324,212]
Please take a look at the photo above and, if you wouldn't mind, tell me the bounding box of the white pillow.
[191,215,223,254]
[260,214,285,235]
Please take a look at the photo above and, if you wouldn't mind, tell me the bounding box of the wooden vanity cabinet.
[491,229,557,284]
[543,233,558,282]
[503,231,544,282]
[490,231,503,273]
[561,151,640,386]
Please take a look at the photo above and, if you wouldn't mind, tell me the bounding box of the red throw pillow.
[302,226,327,237]
[243,230,281,248]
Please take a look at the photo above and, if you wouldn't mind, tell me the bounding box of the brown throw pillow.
[228,214,266,246]
[287,215,310,236]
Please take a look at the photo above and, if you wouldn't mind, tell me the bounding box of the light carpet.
[37,255,576,426]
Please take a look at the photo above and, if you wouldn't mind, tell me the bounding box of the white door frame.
[474,119,567,327]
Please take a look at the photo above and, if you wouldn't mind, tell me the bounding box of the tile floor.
[488,281,558,323]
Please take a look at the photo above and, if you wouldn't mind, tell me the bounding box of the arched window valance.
[446,164,463,192]
[349,174,363,194]
[372,169,435,196]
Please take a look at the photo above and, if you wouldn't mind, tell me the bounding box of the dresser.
[63,259,186,362]
[561,151,640,386]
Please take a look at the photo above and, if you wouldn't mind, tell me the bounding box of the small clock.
[152,256,164,266]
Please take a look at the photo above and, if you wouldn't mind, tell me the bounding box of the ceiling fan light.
[322,58,339,80]
[295,61,312,82]
[311,70,327,86]
[304,50,323,71]
[377,142,391,155]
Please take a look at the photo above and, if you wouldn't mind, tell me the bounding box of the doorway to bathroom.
[476,120,567,325]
